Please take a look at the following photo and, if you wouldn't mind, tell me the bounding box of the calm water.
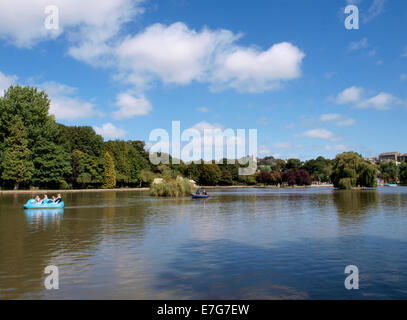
[1,187,407,300]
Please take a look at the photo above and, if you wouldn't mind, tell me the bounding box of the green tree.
[379,161,399,183]
[302,156,333,182]
[0,86,54,151]
[219,170,233,186]
[31,140,72,188]
[331,152,377,189]
[1,118,34,189]
[199,164,222,186]
[103,152,116,189]
[71,150,103,188]
[286,158,302,171]
[399,162,407,185]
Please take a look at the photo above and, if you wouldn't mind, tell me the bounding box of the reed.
[150,176,194,197]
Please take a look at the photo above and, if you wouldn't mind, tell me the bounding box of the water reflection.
[1,188,407,299]
[333,190,379,224]
[25,209,64,226]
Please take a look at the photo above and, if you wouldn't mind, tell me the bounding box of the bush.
[59,180,69,190]
[150,176,194,197]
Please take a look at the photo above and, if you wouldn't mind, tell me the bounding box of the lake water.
[1,187,407,300]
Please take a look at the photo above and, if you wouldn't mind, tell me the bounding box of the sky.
[0,0,406,160]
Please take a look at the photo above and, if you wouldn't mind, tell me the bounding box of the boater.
[55,194,62,204]
[41,195,48,205]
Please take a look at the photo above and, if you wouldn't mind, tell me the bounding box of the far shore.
[0,188,150,195]
[0,184,335,195]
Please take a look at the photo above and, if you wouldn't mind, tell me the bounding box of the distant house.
[398,153,407,162]
[379,152,400,162]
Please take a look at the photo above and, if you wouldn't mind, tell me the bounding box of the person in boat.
[34,196,41,203]
[196,189,201,195]
[41,194,48,205]
[51,196,56,202]
[202,190,207,195]
[55,194,62,204]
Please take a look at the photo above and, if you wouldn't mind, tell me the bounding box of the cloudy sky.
[0,0,406,160]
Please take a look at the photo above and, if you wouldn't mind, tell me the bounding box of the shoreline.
[0,184,335,195]
[0,188,150,195]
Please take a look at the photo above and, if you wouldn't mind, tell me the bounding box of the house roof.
[380,152,400,156]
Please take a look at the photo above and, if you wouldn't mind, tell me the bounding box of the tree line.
[1,85,406,190]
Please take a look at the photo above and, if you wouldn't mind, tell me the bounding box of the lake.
[1,187,407,300]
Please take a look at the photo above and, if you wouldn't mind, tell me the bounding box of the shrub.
[150,176,194,197]
[59,180,69,190]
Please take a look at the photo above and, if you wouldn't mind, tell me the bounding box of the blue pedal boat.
[23,199,64,209]
[190,193,209,199]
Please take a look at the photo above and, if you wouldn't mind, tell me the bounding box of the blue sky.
[0,0,406,160]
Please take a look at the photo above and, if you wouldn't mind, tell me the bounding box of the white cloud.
[401,74,407,81]
[39,82,97,120]
[113,22,305,93]
[0,0,143,55]
[94,123,126,139]
[320,113,355,127]
[113,93,152,119]
[336,118,356,127]
[0,71,18,97]
[258,145,271,155]
[192,121,224,133]
[326,144,351,152]
[285,122,296,129]
[116,22,237,87]
[273,142,292,149]
[363,0,386,23]
[335,86,364,104]
[197,107,209,113]
[348,38,368,52]
[357,92,399,110]
[333,86,401,110]
[300,129,339,141]
[211,42,305,93]
[320,113,341,122]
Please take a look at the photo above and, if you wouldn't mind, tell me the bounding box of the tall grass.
[150,176,194,197]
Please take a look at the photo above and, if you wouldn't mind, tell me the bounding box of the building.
[379,152,400,162]
[398,153,407,162]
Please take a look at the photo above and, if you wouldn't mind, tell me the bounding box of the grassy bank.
[0,188,150,195]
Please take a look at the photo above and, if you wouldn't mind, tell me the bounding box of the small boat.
[384,184,398,188]
[190,193,209,199]
[23,199,64,209]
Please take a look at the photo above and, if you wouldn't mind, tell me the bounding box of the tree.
[399,162,407,185]
[282,169,311,186]
[31,136,72,188]
[199,164,221,186]
[103,152,116,189]
[256,171,272,184]
[330,152,377,189]
[1,118,34,189]
[302,156,333,183]
[71,150,103,188]
[379,161,399,183]
[0,86,55,151]
[286,158,302,171]
[219,170,233,186]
